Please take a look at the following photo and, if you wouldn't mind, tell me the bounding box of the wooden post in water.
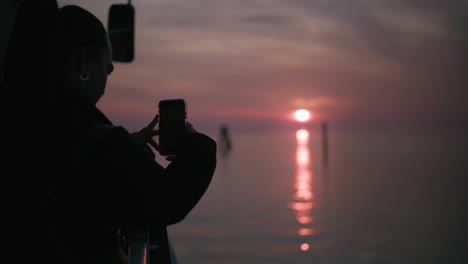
[321,121,329,166]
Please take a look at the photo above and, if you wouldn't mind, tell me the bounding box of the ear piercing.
[80,72,90,81]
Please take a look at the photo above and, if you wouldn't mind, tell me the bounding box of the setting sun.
[294,109,311,122]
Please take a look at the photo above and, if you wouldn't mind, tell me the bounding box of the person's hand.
[132,114,160,157]
[185,121,197,134]
[165,121,198,161]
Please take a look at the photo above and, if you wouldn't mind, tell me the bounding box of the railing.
[127,225,177,264]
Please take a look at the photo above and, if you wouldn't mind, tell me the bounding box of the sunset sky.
[57,0,467,134]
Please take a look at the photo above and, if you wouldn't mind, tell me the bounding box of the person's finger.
[148,114,159,129]
[150,130,159,137]
[148,138,160,152]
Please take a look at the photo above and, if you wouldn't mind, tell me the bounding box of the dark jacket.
[49,93,216,222]
[47,92,216,263]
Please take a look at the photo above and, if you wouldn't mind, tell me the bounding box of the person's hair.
[57,5,109,63]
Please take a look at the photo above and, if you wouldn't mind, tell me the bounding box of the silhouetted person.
[218,124,232,156]
[43,4,217,264]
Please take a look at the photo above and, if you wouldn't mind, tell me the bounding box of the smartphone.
[158,99,187,156]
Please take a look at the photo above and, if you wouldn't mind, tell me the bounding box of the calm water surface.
[166,127,466,264]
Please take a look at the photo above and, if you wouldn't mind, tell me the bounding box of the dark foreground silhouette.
[3,1,217,264]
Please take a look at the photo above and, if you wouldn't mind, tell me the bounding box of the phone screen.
[158,99,186,156]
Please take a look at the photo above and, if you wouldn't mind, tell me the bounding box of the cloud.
[64,0,467,131]
[136,0,467,81]
[291,96,338,108]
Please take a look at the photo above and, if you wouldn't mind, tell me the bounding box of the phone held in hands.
[158,99,187,156]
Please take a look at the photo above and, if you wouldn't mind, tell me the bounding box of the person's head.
[58,5,114,106]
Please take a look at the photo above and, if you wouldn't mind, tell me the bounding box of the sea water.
[166,127,466,264]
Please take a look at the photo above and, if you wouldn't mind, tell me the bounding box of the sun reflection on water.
[288,129,316,251]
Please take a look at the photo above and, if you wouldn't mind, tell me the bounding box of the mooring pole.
[321,121,329,166]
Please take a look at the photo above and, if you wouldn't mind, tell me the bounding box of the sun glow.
[294,109,311,122]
